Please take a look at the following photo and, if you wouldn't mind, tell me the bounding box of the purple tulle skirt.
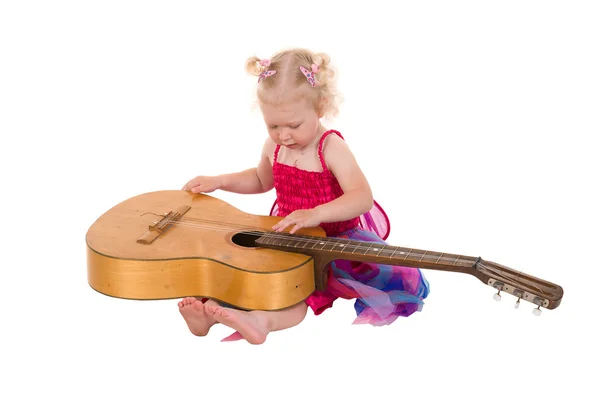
[271,200,430,326]
[306,227,430,326]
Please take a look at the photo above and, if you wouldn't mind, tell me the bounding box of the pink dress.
[270,130,430,326]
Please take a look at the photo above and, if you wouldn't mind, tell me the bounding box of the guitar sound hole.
[231,231,262,248]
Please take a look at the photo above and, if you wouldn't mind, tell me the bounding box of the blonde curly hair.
[245,48,342,119]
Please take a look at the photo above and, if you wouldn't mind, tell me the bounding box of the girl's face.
[260,98,322,150]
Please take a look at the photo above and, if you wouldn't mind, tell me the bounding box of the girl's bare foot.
[205,305,270,345]
[178,297,217,336]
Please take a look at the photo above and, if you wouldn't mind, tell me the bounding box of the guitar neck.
[255,232,479,274]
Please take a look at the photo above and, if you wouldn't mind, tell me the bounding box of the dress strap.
[273,144,281,162]
[317,130,343,171]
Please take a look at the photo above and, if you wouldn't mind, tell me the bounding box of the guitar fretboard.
[257,232,477,269]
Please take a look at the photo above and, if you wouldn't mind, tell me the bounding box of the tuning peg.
[533,305,542,316]
[514,297,521,309]
[493,290,502,301]
[491,281,504,302]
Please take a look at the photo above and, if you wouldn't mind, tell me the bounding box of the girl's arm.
[218,138,275,194]
[183,138,275,194]
[314,134,374,222]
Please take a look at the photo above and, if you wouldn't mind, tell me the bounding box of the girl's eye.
[269,125,278,129]
[291,124,301,129]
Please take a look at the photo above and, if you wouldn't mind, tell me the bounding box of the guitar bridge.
[137,205,191,244]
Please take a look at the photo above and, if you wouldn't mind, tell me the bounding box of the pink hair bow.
[299,65,317,87]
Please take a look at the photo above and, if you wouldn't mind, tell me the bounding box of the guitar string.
[166,218,545,291]
[163,218,476,266]
[150,217,547,295]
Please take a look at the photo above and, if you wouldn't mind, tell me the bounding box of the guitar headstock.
[473,258,563,315]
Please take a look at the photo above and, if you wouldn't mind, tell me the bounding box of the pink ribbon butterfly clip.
[299,65,316,87]
[258,70,277,83]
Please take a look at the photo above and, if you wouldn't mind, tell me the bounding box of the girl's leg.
[206,301,308,344]
[263,301,308,331]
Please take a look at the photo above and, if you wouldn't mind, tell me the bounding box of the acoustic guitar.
[86,190,563,315]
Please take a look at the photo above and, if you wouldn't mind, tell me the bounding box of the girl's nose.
[279,130,291,140]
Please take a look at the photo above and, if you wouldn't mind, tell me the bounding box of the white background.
[1,1,598,396]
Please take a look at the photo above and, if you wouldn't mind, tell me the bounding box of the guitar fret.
[329,241,336,251]
[352,243,366,256]
[264,234,275,245]
[256,233,476,272]
[317,240,326,249]
[366,243,374,255]
[357,242,367,253]
[256,233,478,272]
[340,242,349,252]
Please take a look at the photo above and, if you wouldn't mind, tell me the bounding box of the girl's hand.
[272,208,322,234]
[182,176,222,193]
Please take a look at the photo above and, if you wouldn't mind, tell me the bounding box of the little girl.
[179,48,430,344]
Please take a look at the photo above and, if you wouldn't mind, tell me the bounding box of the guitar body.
[86,190,326,310]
